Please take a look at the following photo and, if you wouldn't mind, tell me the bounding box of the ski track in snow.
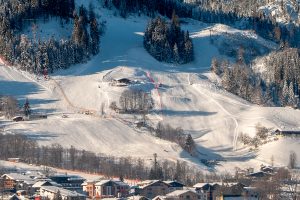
[192,84,239,151]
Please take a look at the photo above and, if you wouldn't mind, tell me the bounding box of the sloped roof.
[127,195,150,200]
[137,180,166,189]
[166,189,197,196]
[163,180,185,187]
[40,186,85,197]
[32,181,61,188]
[193,183,210,188]
[95,179,129,187]
[95,180,111,186]
[1,173,32,181]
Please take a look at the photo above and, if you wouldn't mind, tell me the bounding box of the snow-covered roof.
[127,195,150,200]
[40,186,85,197]
[166,189,197,196]
[1,173,32,181]
[137,180,164,189]
[153,195,167,200]
[32,181,61,188]
[193,183,210,188]
[95,179,129,187]
[163,180,184,186]
[95,180,110,186]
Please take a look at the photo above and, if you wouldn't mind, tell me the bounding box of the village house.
[1,173,33,193]
[163,181,185,192]
[243,187,259,200]
[193,182,221,200]
[274,129,300,137]
[82,179,102,198]
[32,180,62,194]
[216,194,258,200]
[153,189,200,200]
[40,186,86,200]
[94,179,130,198]
[112,78,132,87]
[49,174,85,193]
[260,165,274,174]
[135,180,170,199]
[246,171,270,179]
[127,195,150,200]
[214,182,256,200]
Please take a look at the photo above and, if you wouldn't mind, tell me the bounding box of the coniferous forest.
[143,13,194,64]
[0,0,101,74]
[211,48,300,107]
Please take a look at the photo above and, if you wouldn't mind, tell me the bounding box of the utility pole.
[153,153,158,171]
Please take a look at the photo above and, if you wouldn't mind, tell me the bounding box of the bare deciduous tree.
[289,151,297,169]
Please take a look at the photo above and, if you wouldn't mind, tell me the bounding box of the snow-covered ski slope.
[0,2,299,172]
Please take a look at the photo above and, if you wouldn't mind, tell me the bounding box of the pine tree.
[184,134,196,156]
[53,190,63,200]
[173,43,180,64]
[211,57,220,75]
[23,98,31,117]
[184,37,194,63]
[90,18,100,55]
[288,82,296,106]
[222,67,234,92]
[282,81,289,106]
[119,0,127,18]
[72,14,80,45]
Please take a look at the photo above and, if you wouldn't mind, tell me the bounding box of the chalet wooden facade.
[1,173,33,192]
[40,186,86,200]
[136,180,170,199]
[82,180,99,198]
[94,180,129,198]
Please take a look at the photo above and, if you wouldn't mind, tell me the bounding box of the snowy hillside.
[0,3,299,173]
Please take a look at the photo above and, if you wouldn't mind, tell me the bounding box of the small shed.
[12,116,23,122]
[112,78,132,86]
[275,129,300,137]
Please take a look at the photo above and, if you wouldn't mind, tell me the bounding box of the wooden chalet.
[275,129,300,137]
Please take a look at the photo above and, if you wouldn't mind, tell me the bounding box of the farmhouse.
[163,180,185,192]
[94,179,130,198]
[49,174,85,192]
[193,182,221,200]
[112,78,132,86]
[160,189,199,200]
[274,129,300,137]
[1,173,33,192]
[135,180,170,199]
[40,186,86,200]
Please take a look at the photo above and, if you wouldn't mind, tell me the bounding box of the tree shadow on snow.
[161,110,217,117]
[0,80,42,97]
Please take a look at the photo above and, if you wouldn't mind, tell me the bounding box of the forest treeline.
[0,0,101,74]
[0,132,217,185]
